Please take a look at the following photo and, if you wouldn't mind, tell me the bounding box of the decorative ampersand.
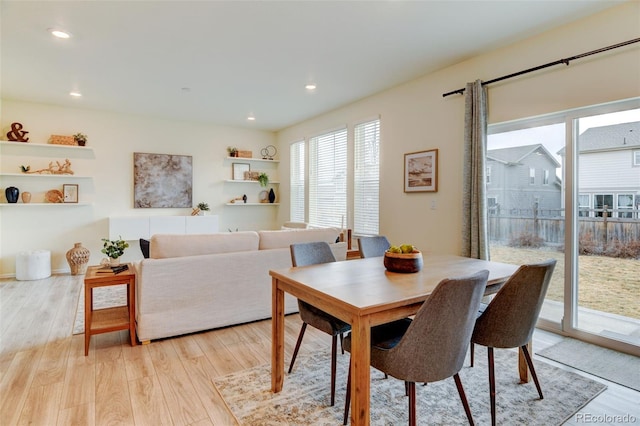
[7,122,29,142]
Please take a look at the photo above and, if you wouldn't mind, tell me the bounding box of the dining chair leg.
[470,342,475,367]
[340,332,345,354]
[288,323,307,373]
[407,381,416,426]
[521,344,544,399]
[331,334,338,406]
[488,347,496,426]
[453,373,475,426]
[343,359,352,425]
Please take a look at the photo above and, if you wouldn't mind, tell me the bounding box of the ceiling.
[1,1,624,132]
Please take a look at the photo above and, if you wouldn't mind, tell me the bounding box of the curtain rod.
[442,37,640,97]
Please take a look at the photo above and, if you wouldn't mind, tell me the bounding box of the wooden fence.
[488,205,640,245]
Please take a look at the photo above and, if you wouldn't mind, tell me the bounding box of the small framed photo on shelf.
[404,149,438,192]
[232,163,250,180]
[63,184,79,203]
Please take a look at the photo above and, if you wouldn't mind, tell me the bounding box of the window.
[354,119,380,235]
[543,169,550,185]
[578,194,590,217]
[486,166,492,184]
[594,194,613,217]
[289,141,305,222]
[308,128,347,228]
[488,197,498,215]
[617,193,634,218]
[634,150,640,166]
[529,168,535,185]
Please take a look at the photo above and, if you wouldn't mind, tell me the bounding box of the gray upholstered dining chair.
[470,259,556,426]
[357,235,390,258]
[342,270,490,425]
[289,241,351,406]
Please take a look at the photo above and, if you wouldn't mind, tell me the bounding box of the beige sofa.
[135,228,346,342]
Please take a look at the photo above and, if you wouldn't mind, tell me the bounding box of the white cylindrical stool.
[16,250,52,281]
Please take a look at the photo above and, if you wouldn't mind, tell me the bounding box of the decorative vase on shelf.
[21,192,31,204]
[66,242,91,275]
[268,188,276,203]
[5,186,19,203]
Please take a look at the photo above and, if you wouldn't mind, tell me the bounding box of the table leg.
[84,285,91,356]
[518,341,532,383]
[350,316,371,426]
[128,278,137,346]
[271,277,285,393]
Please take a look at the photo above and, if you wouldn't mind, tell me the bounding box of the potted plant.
[258,172,269,187]
[227,146,238,157]
[101,236,129,266]
[196,202,210,215]
[73,133,88,146]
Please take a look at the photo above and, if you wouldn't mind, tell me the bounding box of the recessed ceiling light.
[181,87,191,93]
[247,116,256,121]
[49,29,71,39]
[69,92,82,97]
[305,84,317,90]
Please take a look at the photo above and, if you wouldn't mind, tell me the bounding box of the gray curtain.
[462,80,488,260]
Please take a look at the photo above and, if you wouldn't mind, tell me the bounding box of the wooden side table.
[84,263,136,356]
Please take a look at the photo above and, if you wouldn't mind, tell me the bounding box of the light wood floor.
[1,274,638,425]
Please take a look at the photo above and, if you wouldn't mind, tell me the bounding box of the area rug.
[537,338,640,392]
[72,284,128,334]
[214,348,606,425]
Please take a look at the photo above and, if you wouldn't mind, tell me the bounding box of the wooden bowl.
[384,251,423,273]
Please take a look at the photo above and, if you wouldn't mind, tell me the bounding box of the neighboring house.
[486,144,562,216]
[558,121,640,218]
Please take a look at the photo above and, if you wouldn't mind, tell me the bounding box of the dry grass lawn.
[490,244,640,320]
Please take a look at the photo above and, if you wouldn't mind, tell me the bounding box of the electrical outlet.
[431,200,437,210]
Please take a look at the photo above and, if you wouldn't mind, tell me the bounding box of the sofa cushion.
[150,231,259,259]
[140,238,150,258]
[258,228,341,250]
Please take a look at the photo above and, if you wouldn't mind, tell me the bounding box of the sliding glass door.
[574,109,640,348]
[487,99,640,355]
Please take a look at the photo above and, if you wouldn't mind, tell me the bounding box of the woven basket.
[49,135,76,145]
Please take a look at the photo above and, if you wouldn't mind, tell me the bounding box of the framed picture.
[134,153,193,208]
[63,184,79,203]
[404,149,438,192]
[233,163,250,180]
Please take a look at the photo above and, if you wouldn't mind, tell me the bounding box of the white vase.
[109,257,120,267]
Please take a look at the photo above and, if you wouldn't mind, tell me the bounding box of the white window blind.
[354,119,380,235]
[309,128,347,228]
[290,141,305,222]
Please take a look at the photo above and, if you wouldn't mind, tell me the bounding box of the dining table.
[270,254,521,426]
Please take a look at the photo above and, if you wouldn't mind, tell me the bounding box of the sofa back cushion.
[150,231,259,259]
[258,228,340,250]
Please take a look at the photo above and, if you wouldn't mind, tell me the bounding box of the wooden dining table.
[270,254,520,426]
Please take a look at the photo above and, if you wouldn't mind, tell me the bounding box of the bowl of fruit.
[384,244,423,273]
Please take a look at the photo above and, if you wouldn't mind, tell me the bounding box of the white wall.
[0,102,277,275]
[276,2,640,256]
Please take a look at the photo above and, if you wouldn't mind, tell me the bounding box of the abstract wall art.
[134,152,193,208]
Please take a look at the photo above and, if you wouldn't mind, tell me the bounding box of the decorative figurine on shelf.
[24,159,74,175]
[242,194,247,203]
[261,145,277,160]
[6,122,29,142]
[269,188,276,203]
[20,165,31,173]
